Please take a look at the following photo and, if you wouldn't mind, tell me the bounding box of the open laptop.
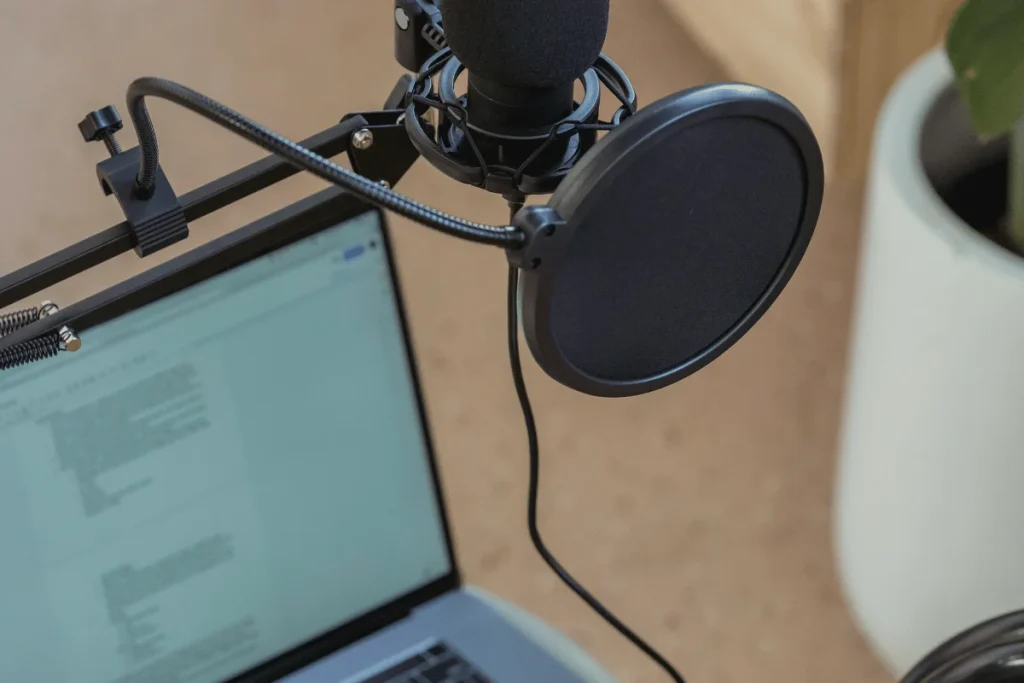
[0,188,592,683]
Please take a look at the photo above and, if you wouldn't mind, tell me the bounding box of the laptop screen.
[0,209,454,683]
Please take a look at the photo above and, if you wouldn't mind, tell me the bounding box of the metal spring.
[0,301,79,372]
[903,611,1024,682]
[0,306,41,337]
[0,333,62,371]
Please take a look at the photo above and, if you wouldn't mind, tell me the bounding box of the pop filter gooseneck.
[126,79,522,247]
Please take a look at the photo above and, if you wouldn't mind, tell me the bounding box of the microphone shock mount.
[404,47,637,205]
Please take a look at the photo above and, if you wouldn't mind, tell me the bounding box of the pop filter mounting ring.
[404,48,638,199]
[506,206,571,272]
[96,148,189,258]
[80,105,190,258]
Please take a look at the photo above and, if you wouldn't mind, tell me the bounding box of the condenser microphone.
[406,0,620,198]
[440,0,609,89]
[440,0,609,136]
[428,0,823,398]
[420,3,822,401]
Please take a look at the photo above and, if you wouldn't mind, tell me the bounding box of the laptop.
[0,188,593,683]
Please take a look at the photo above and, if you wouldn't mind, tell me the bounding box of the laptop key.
[352,641,492,683]
[421,659,458,682]
[360,653,428,683]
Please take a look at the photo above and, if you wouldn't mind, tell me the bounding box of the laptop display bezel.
[4,187,462,683]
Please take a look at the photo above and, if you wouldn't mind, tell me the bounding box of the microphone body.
[439,0,610,89]
[435,0,612,184]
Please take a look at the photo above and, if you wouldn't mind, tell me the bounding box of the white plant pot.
[835,48,1024,676]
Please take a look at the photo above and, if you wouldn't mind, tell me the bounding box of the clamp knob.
[79,105,124,156]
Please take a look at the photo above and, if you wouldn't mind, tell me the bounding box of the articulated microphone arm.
[0,35,637,370]
[0,74,470,369]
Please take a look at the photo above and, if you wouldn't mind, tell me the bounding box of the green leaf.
[946,0,1024,138]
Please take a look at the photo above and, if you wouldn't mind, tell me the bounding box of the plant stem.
[1010,118,1024,249]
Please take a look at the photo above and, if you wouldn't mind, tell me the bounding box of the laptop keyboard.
[354,641,493,683]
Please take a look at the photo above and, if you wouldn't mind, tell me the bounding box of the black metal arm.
[0,89,422,362]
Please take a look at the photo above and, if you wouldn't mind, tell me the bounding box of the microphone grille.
[439,0,611,88]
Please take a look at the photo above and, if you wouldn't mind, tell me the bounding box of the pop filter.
[518,84,824,398]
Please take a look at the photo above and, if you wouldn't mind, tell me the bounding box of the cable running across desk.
[505,266,687,683]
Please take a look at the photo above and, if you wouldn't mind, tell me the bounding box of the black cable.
[125,78,524,247]
[506,266,687,683]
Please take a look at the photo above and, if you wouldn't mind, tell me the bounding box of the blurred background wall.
[0,1,893,681]
[661,0,960,182]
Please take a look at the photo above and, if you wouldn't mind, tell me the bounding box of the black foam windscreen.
[519,84,824,398]
[438,0,610,88]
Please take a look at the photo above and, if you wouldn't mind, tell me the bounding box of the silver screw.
[395,7,410,30]
[58,327,81,352]
[352,129,374,151]
[379,180,391,189]
[38,300,59,318]
[37,300,81,352]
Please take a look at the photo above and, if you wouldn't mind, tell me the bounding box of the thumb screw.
[79,105,124,158]
[100,133,121,156]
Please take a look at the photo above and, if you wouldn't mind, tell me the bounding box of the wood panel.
[660,0,963,182]
[659,0,844,174]
[834,0,962,180]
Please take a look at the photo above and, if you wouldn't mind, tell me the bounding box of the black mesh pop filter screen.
[519,84,824,398]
